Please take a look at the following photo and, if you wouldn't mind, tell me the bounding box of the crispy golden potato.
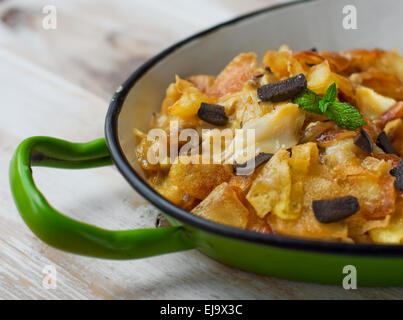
[267,208,348,241]
[248,143,321,221]
[340,172,395,220]
[247,212,273,234]
[263,46,292,79]
[384,118,403,139]
[167,77,214,121]
[350,69,403,100]
[383,50,403,81]
[228,172,259,193]
[388,118,403,156]
[317,131,357,149]
[136,137,159,171]
[300,121,335,144]
[246,149,292,219]
[221,84,264,127]
[288,142,319,217]
[340,48,403,81]
[340,48,386,74]
[208,53,257,97]
[376,102,403,129]
[289,142,319,174]
[155,178,198,211]
[293,50,350,74]
[370,153,401,168]
[346,212,390,238]
[246,143,318,220]
[192,183,249,228]
[307,60,333,95]
[327,156,396,220]
[331,72,356,104]
[293,50,324,66]
[160,80,182,114]
[269,155,394,240]
[370,201,403,244]
[319,51,350,74]
[288,57,308,77]
[355,86,396,120]
[167,156,233,200]
[268,153,349,241]
[187,75,215,93]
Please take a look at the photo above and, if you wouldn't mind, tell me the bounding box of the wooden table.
[1,0,403,299]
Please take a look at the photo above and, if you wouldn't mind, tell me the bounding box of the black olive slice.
[376,131,398,155]
[390,160,403,191]
[390,160,403,177]
[394,177,403,191]
[354,128,373,153]
[313,196,360,223]
[233,152,273,174]
[310,47,318,52]
[257,74,307,102]
[197,103,228,126]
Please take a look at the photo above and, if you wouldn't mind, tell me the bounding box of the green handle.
[9,136,194,259]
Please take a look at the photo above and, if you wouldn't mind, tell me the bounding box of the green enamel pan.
[9,0,403,286]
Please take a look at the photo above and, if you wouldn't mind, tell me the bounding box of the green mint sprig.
[318,82,337,113]
[293,83,366,130]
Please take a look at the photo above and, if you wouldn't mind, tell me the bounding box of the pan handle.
[9,136,194,259]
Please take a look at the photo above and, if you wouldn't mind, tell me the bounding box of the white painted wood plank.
[0,0,286,99]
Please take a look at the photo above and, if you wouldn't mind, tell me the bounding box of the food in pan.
[134,45,403,244]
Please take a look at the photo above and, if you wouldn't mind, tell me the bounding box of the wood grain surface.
[1,0,403,299]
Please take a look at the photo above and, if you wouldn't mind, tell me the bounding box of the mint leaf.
[319,83,337,112]
[293,83,366,130]
[292,89,321,113]
[325,101,366,129]
[323,83,337,103]
[319,100,331,113]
